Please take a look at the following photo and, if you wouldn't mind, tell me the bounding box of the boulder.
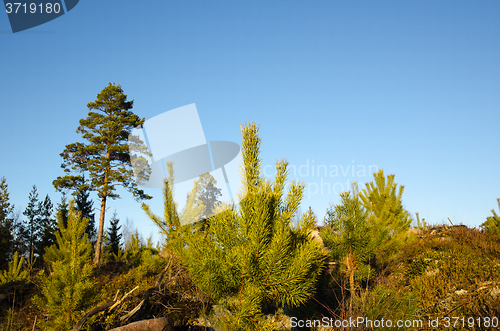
[108,317,173,331]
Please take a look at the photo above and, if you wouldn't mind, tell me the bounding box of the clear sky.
[1,1,499,244]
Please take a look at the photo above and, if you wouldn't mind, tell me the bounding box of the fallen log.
[108,317,174,331]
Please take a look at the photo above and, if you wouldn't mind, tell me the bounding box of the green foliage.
[408,249,500,318]
[105,211,122,258]
[0,176,15,269]
[32,201,95,331]
[179,176,205,225]
[36,194,57,262]
[354,285,419,329]
[23,185,42,261]
[482,198,500,235]
[366,225,500,328]
[0,251,28,285]
[53,82,152,264]
[122,231,159,266]
[415,212,427,230]
[320,172,413,318]
[144,122,325,330]
[97,253,168,329]
[75,187,97,243]
[123,231,142,265]
[55,194,69,229]
[322,188,375,266]
[143,162,180,245]
[321,187,379,316]
[20,187,57,264]
[359,169,413,261]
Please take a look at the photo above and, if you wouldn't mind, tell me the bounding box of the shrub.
[144,122,325,330]
[32,201,95,331]
[482,198,500,235]
[0,251,28,285]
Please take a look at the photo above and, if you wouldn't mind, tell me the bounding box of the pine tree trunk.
[94,166,109,265]
[349,252,355,322]
[94,193,107,265]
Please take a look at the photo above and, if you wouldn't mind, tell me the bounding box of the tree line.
[0,180,97,269]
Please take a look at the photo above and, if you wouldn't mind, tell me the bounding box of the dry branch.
[72,301,115,331]
[73,258,175,331]
[109,286,139,311]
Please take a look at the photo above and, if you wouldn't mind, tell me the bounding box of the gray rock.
[108,317,173,331]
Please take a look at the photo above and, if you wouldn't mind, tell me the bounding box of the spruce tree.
[144,122,325,330]
[33,201,95,331]
[11,211,28,261]
[0,176,15,269]
[75,188,97,243]
[105,211,122,258]
[23,185,42,261]
[53,83,152,264]
[36,195,57,261]
[55,195,69,229]
[482,198,500,235]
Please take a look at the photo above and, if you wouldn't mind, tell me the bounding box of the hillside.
[1,223,499,330]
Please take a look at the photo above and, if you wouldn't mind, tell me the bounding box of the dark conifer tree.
[106,211,122,258]
[75,189,97,243]
[55,195,69,229]
[11,211,28,259]
[0,177,15,269]
[23,185,42,260]
[36,195,57,258]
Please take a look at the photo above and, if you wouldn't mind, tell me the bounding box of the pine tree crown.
[144,122,325,329]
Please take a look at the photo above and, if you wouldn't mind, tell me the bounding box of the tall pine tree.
[53,83,152,264]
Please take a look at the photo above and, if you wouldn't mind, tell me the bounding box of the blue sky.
[1,1,499,243]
